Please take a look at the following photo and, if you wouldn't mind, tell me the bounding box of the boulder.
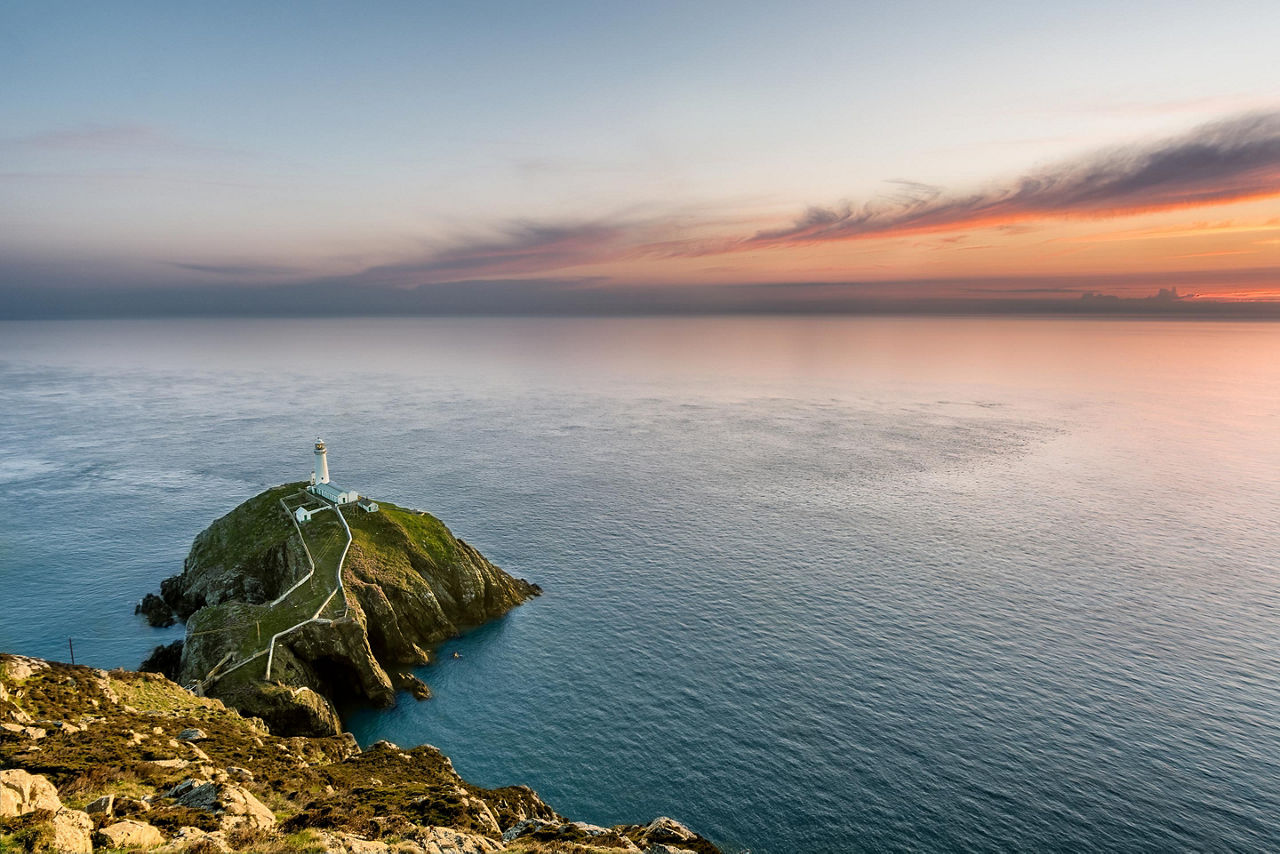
[343,835,390,853]
[85,793,115,816]
[225,766,254,783]
[178,727,208,741]
[160,826,232,853]
[172,780,275,831]
[96,818,166,849]
[641,816,699,845]
[50,808,94,853]
[409,826,504,854]
[0,723,46,740]
[149,757,190,769]
[1,655,50,682]
[137,593,178,627]
[117,795,152,816]
[44,720,83,734]
[645,846,699,854]
[0,769,62,816]
[502,817,555,842]
[572,820,615,836]
[392,671,432,700]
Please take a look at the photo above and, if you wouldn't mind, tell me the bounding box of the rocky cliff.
[141,484,541,736]
[0,654,721,854]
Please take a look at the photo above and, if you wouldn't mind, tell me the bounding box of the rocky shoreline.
[0,653,720,853]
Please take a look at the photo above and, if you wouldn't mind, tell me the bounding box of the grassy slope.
[187,486,350,683]
[344,499,458,578]
[193,483,304,575]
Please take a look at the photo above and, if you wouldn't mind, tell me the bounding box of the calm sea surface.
[2,317,1279,853]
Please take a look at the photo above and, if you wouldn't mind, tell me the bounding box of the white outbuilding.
[312,481,359,505]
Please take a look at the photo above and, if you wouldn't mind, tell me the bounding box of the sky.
[2,0,1279,315]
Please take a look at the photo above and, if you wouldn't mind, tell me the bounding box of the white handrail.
[271,498,318,605]
[263,497,352,680]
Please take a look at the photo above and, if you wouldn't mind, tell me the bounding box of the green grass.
[190,491,351,684]
[345,500,457,570]
[109,674,223,714]
[196,483,308,575]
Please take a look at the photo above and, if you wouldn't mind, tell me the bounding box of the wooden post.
[68,638,75,665]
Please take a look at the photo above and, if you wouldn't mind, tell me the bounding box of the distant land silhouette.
[3,277,1280,318]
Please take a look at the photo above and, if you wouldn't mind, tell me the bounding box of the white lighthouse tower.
[312,438,330,485]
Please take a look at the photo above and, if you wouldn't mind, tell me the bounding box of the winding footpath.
[199,494,351,689]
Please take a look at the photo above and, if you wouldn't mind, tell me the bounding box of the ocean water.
[2,316,1279,853]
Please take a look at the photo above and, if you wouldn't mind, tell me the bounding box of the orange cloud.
[745,111,1280,247]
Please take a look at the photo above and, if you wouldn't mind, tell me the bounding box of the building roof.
[312,482,349,502]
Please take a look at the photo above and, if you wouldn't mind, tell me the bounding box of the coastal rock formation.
[0,655,720,853]
[0,769,63,816]
[143,484,539,735]
[94,819,165,849]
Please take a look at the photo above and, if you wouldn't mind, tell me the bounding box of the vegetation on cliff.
[0,654,721,853]
[141,485,541,736]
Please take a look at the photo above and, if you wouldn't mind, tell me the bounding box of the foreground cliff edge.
[0,654,721,853]
[137,483,540,737]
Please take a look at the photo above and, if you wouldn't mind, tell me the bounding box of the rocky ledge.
[139,484,540,736]
[0,654,720,854]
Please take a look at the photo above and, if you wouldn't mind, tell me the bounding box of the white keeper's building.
[299,438,375,515]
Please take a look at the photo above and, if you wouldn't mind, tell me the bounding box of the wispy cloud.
[347,221,634,285]
[1,123,246,159]
[173,262,301,276]
[749,111,1280,245]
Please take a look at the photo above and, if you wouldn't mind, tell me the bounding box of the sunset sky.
[2,0,1279,314]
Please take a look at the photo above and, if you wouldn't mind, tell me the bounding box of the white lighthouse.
[312,438,330,485]
[299,437,374,516]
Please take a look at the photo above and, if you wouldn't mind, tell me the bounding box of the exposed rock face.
[137,592,178,628]
[393,671,432,700]
[141,640,185,681]
[170,780,275,831]
[0,769,62,817]
[148,484,539,734]
[642,816,701,846]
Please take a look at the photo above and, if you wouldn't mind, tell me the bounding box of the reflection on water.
[2,317,1280,853]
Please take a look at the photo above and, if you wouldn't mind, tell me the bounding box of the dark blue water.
[2,317,1279,853]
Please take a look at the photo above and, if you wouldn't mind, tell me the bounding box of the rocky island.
[0,447,721,852]
[136,479,539,737]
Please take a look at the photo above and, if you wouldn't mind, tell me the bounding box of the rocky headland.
[0,653,721,853]
[1,485,721,852]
